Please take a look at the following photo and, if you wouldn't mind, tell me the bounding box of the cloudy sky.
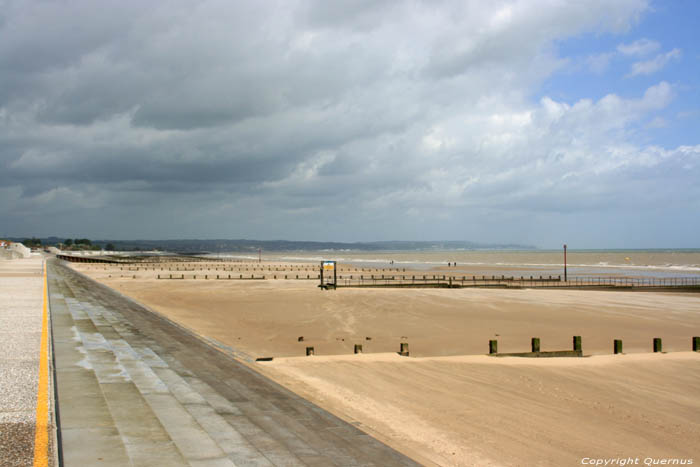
[1,0,698,248]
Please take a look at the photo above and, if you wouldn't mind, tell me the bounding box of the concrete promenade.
[48,259,419,466]
[0,255,54,467]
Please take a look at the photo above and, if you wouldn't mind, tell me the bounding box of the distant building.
[0,241,31,259]
[11,242,31,258]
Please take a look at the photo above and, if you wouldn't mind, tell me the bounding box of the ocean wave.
[203,252,700,273]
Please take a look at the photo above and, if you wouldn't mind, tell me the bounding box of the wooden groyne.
[56,254,121,264]
[297,335,700,358]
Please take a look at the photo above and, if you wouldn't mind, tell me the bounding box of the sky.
[1,0,698,249]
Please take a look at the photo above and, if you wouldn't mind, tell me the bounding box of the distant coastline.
[6,236,700,255]
[5,237,536,253]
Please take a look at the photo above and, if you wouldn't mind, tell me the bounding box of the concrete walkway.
[0,255,54,467]
[48,259,420,466]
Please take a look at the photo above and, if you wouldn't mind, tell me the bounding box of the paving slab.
[60,427,131,466]
[0,256,54,467]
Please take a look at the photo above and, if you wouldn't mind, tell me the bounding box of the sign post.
[320,261,337,289]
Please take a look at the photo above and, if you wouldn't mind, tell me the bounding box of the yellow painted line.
[33,260,49,467]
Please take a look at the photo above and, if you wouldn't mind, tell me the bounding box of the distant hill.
[8,237,535,253]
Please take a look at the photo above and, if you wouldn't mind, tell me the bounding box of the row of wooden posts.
[486,335,700,354]
[116,265,407,273]
[304,337,700,356]
[486,336,581,354]
[305,342,410,356]
[144,273,558,281]
[154,274,320,280]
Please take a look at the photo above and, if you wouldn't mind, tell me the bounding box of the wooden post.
[399,342,409,356]
[653,338,662,353]
[573,335,582,352]
[694,337,700,352]
[614,339,623,354]
[489,340,498,354]
[354,344,363,354]
[306,346,314,356]
[531,337,540,353]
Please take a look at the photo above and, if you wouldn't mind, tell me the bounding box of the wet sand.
[70,260,700,466]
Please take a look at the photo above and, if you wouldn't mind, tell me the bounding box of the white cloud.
[588,39,677,76]
[627,48,682,76]
[617,38,660,56]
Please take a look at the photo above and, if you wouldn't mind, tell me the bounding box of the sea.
[205,249,700,279]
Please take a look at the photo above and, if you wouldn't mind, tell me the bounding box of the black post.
[614,339,623,354]
[564,244,567,282]
[531,337,540,353]
[573,335,582,352]
[489,340,498,354]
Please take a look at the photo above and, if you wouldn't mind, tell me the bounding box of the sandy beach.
[71,261,700,358]
[69,260,700,465]
[258,352,700,466]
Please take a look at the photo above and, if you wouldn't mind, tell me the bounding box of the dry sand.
[70,261,700,466]
[258,353,700,466]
